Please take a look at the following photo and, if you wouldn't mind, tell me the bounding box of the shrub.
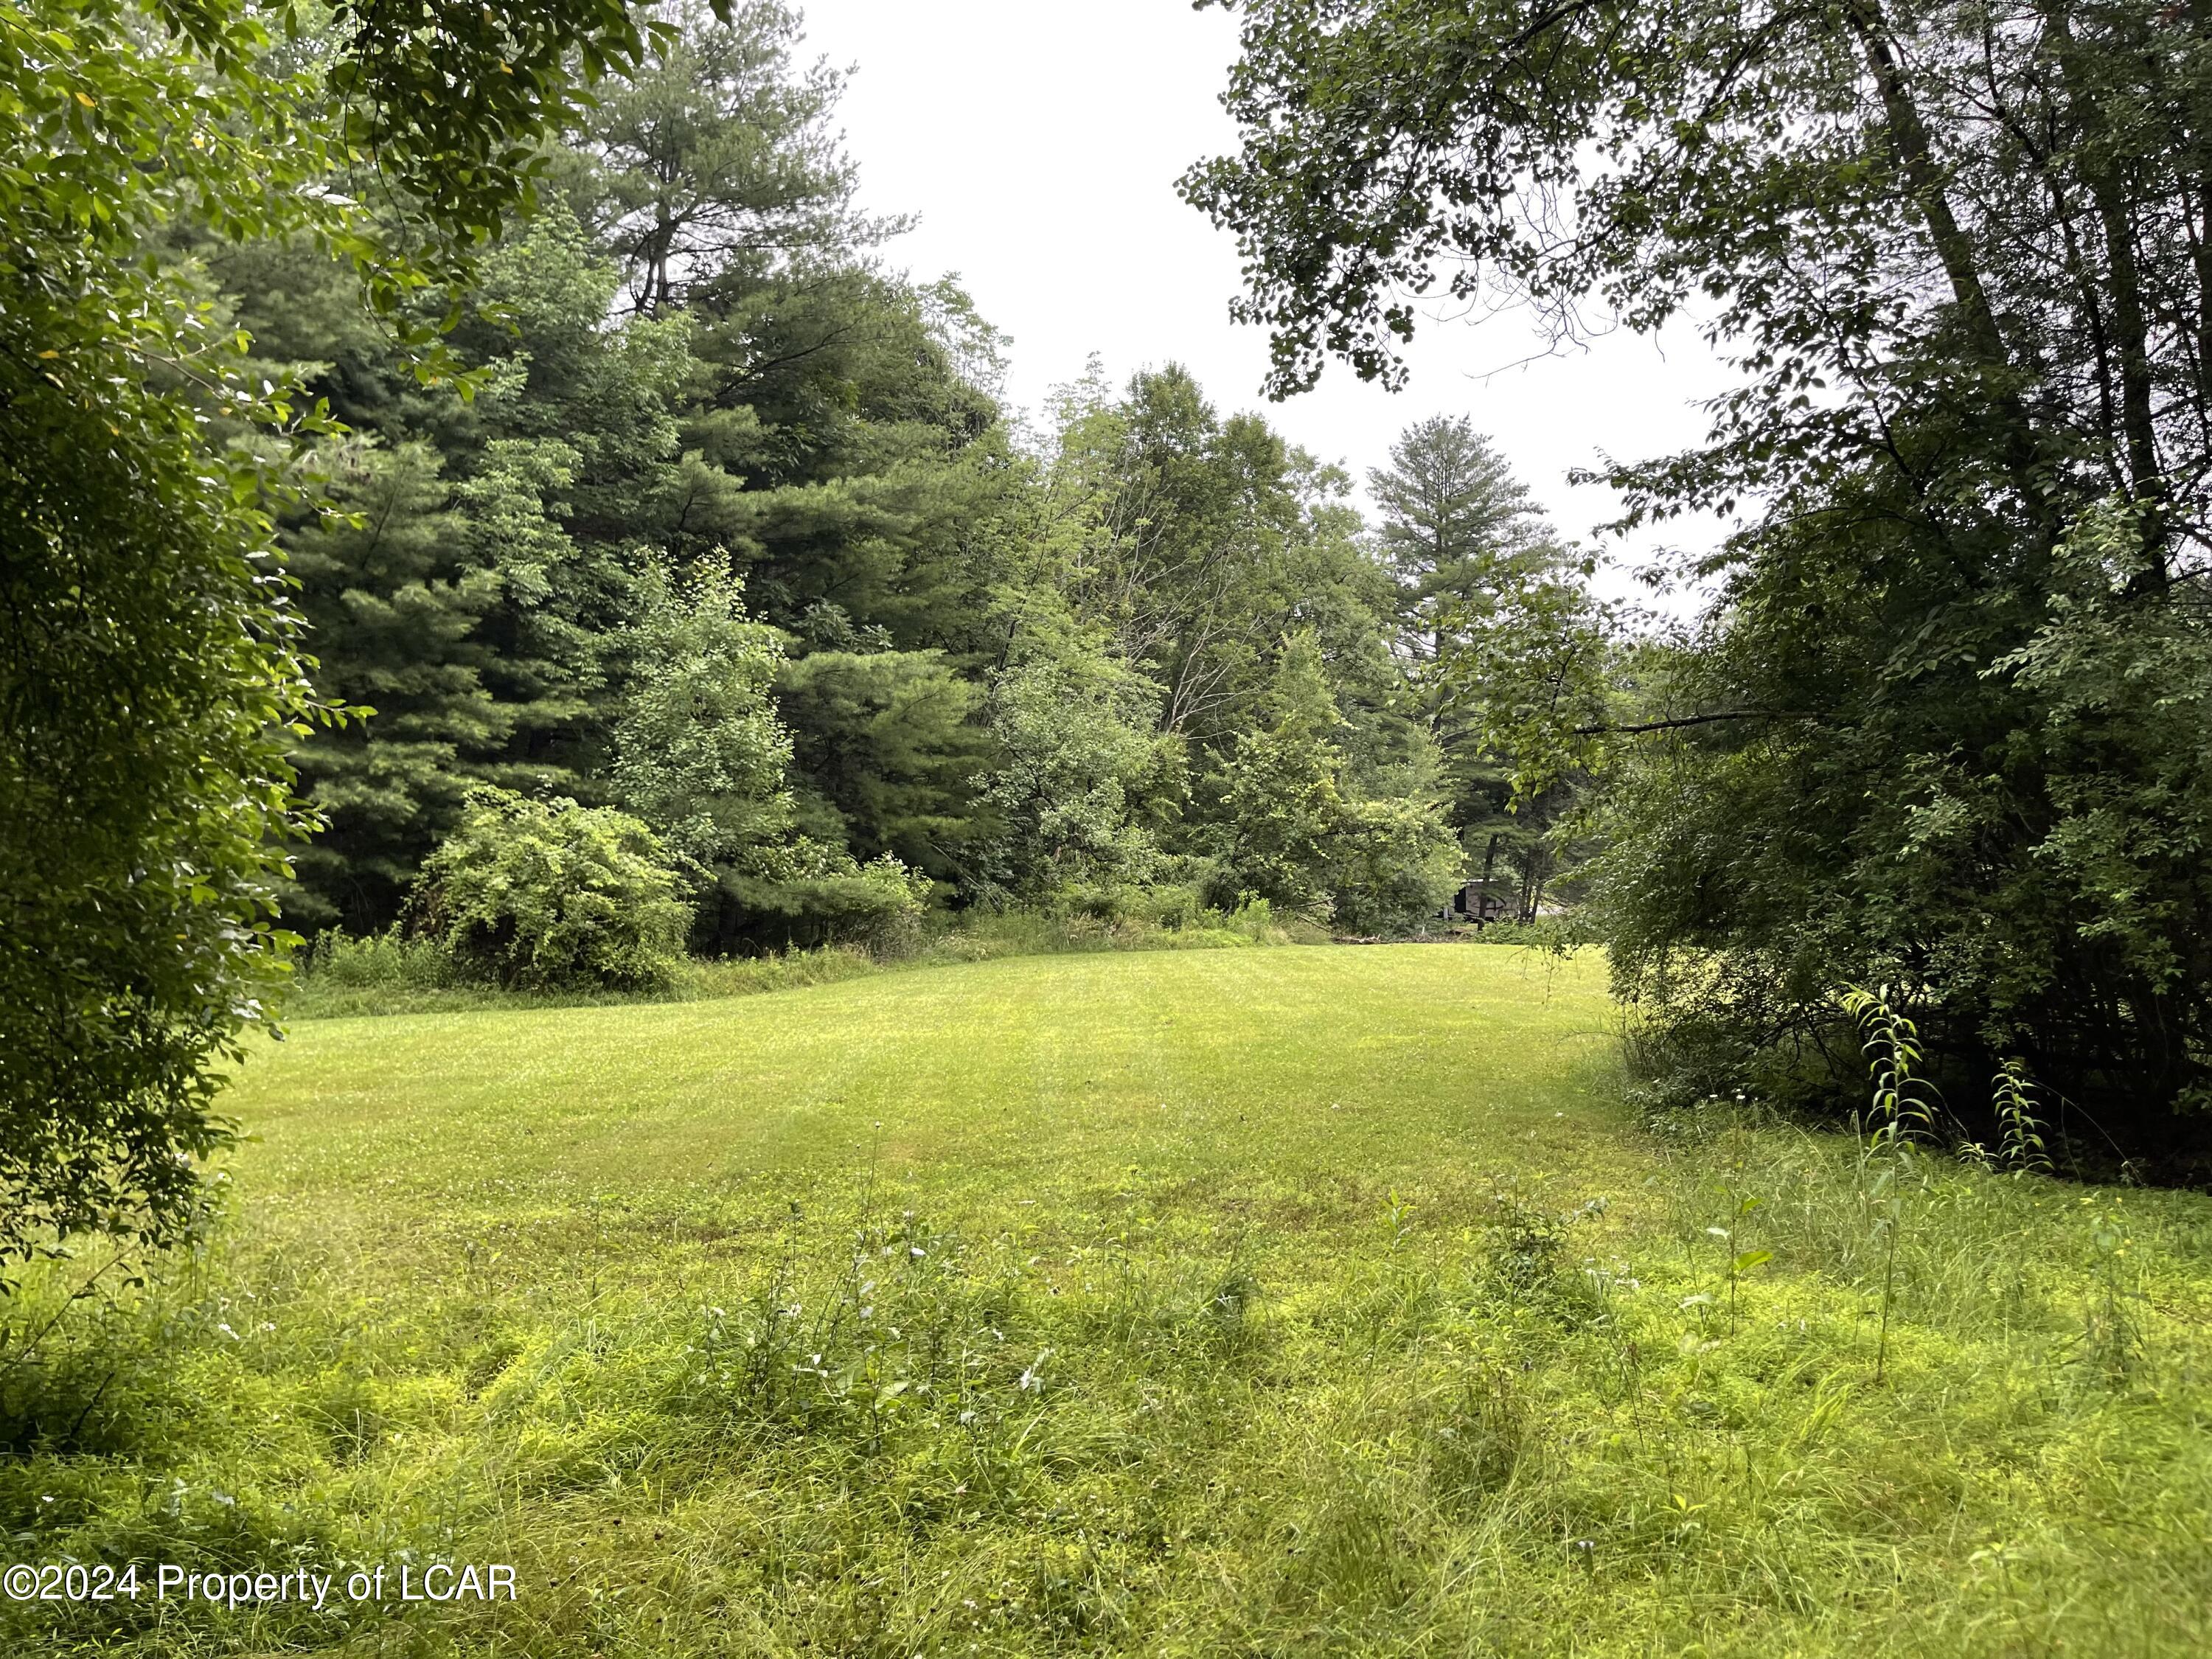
[724,842,933,954]
[414,789,692,990]
[288,927,487,1018]
[1048,880,1212,930]
[1329,797,1464,934]
[297,928,459,993]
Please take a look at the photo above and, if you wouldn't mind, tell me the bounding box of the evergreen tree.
[1369,415,1601,922]
[564,7,1021,874]
[284,442,502,930]
[775,650,990,881]
[572,0,877,317]
[1368,415,1554,671]
[263,206,704,928]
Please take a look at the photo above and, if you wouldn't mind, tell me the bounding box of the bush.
[1329,797,1464,935]
[723,843,933,954]
[414,789,693,990]
[1048,880,1208,930]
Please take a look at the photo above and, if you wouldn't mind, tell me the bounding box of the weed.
[1705,1190,1773,1337]
[1478,1185,1605,1308]
[2081,1199,2143,1383]
[1992,1058,2053,1175]
[1844,985,1938,1382]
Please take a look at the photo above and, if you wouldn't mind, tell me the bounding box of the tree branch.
[1575,709,1829,737]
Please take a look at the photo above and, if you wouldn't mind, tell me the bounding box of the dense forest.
[204,1,1597,955]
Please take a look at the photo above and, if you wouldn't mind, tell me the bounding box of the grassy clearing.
[4,946,2208,1656]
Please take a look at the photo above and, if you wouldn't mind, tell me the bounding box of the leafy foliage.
[722,840,933,953]
[609,560,795,880]
[1214,634,1460,929]
[1,0,667,1276]
[1214,634,1357,917]
[1329,796,1467,936]
[975,599,1178,905]
[1191,0,2212,1149]
[414,787,692,990]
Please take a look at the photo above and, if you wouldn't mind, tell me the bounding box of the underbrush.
[285,900,1317,1020]
[4,1115,2207,1655]
[1461,916,1581,951]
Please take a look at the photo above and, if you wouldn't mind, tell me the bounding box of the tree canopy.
[0,0,722,1271]
[1187,0,2212,1150]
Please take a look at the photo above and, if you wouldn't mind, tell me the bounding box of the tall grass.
[9,1137,2205,1655]
[284,901,1315,1020]
[4,950,2206,1655]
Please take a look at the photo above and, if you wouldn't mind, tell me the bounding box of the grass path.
[6,946,2209,1657]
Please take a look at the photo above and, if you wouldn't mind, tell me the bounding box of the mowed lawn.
[244,945,1629,1252]
[7,946,2211,1658]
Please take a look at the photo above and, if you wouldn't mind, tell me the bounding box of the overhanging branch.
[1574,709,1829,737]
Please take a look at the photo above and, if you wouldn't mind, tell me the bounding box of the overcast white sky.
[800,0,1742,592]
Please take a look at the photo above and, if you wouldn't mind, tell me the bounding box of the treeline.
[224,1,1592,961]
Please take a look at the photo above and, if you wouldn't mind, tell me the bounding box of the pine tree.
[285,442,504,930]
[1368,415,1556,676]
[1369,416,1584,915]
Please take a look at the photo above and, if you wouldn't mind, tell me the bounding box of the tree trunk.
[2041,3,2169,584]
[1844,0,2060,553]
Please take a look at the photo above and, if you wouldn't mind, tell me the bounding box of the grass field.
[4,945,2210,1656]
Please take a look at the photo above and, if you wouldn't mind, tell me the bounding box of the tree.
[610,560,794,877]
[975,598,1177,906]
[775,649,990,881]
[572,0,880,316]
[1051,366,1304,741]
[205,4,1019,946]
[601,557,946,959]
[1043,365,1413,762]
[1369,415,1596,920]
[1,0,681,1276]
[1330,796,1466,936]
[1187,1,2212,1147]
[261,204,702,931]
[1006,364,1451,924]
[282,441,501,931]
[1436,561,1618,924]
[1369,416,1553,672]
[1214,636,1349,917]
[562,21,1024,881]
[1213,633,1461,928]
